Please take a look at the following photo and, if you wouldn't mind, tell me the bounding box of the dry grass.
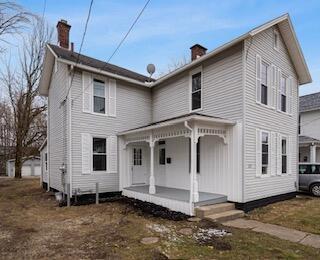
[247,195,320,235]
[0,178,320,259]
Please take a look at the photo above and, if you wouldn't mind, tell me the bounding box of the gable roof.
[300,92,320,113]
[49,44,152,83]
[39,13,311,96]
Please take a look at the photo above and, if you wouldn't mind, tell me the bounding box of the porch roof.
[118,113,235,136]
[299,135,320,145]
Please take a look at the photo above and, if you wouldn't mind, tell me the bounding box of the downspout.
[184,120,194,215]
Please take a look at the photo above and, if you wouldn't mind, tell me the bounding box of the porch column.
[149,140,156,194]
[190,135,199,203]
[310,144,317,163]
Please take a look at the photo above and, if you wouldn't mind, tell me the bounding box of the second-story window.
[93,79,105,114]
[280,75,287,112]
[261,62,268,105]
[191,72,202,111]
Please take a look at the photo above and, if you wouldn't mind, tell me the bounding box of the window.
[299,164,320,175]
[93,138,106,171]
[191,72,202,110]
[133,148,142,166]
[281,137,287,174]
[189,138,200,173]
[280,75,287,112]
[261,62,268,105]
[93,79,105,114]
[44,153,48,171]
[159,148,166,165]
[261,132,269,175]
[274,30,279,50]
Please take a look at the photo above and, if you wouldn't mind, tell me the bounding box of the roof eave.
[39,44,57,96]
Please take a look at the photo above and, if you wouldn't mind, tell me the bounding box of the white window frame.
[92,78,107,115]
[260,61,269,106]
[279,74,287,113]
[92,137,107,172]
[189,66,203,112]
[261,130,270,176]
[273,29,280,51]
[281,136,288,174]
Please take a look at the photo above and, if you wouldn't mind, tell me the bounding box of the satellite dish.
[147,63,155,76]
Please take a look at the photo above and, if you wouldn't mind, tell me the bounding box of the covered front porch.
[118,113,242,215]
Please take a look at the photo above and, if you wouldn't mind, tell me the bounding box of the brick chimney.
[190,44,207,61]
[57,19,71,49]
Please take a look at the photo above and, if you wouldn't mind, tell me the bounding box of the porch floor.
[123,185,227,207]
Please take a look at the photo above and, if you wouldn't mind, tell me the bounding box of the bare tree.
[157,55,189,78]
[0,1,31,52]
[1,19,52,178]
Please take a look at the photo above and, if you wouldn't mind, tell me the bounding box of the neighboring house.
[39,14,311,215]
[299,92,320,163]
[7,156,41,177]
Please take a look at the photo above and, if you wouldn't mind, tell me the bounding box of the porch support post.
[310,144,317,163]
[190,129,199,203]
[149,136,156,194]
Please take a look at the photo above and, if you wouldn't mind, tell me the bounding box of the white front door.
[132,147,147,185]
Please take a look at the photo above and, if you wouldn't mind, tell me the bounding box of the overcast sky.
[10,0,320,96]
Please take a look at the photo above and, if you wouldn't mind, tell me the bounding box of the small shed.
[7,156,41,177]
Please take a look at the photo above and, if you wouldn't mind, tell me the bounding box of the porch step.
[205,210,245,223]
[195,203,235,218]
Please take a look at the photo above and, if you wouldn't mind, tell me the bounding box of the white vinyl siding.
[244,25,298,202]
[70,70,152,194]
[81,133,92,174]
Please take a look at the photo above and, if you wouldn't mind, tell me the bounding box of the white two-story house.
[299,92,320,163]
[39,14,311,215]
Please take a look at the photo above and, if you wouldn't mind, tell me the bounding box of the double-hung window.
[93,79,105,114]
[191,72,202,111]
[261,62,269,105]
[280,75,287,112]
[44,153,48,171]
[93,138,106,171]
[281,137,287,174]
[261,132,269,175]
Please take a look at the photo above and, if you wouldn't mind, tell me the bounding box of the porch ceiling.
[118,112,235,136]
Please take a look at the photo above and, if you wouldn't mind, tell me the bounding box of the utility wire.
[102,0,151,68]
[63,0,94,103]
[71,0,151,104]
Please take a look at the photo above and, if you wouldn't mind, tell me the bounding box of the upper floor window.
[261,62,269,105]
[280,75,287,112]
[274,30,280,51]
[93,79,105,114]
[93,137,106,171]
[191,71,202,111]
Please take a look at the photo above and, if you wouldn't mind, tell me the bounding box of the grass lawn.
[247,195,320,235]
[1,178,320,259]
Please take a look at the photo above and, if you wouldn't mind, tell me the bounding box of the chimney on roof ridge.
[190,44,207,61]
[57,19,71,49]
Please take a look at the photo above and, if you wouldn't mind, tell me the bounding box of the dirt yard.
[1,178,320,259]
[247,194,320,235]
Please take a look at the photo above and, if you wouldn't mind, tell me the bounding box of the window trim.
[273,29,280,51]
[189,66,203,112]
[92,137,107,172]
[281,136,288,174]
[92,78,107,115]
[261,130,270,176]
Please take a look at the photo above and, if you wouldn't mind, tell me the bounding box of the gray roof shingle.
[48,44,153,83]
[300,92,320,112]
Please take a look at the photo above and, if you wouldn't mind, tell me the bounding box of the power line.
[103,0,151,66]
[63,0,94,103]
[41,0,47,20]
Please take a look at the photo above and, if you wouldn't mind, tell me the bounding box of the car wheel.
[310,183,320,197]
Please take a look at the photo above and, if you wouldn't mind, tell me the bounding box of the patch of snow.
[194,228,232,241]
[146,223,170,234]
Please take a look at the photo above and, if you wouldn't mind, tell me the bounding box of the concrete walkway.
[223,219,320,249]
